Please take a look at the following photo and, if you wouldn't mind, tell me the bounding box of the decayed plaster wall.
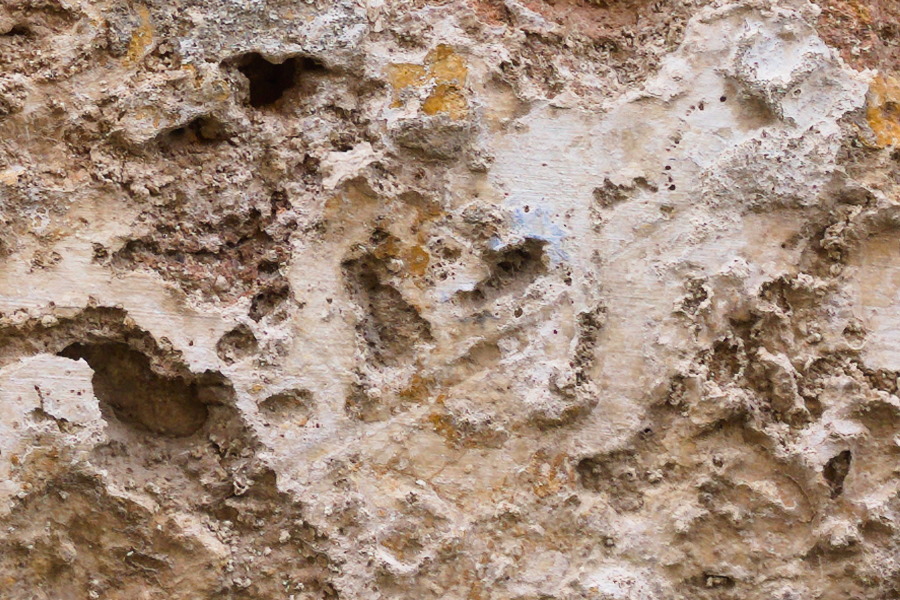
[2,0,900,598]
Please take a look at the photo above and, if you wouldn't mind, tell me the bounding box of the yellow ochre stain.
[423,84,468,120]
[425,44,468,84]
[370,232,432,279]
[385,45,469,119]
[386,63,427,90]
[125,5,154,66]
[866,74,900,148]
[838,0,873,24]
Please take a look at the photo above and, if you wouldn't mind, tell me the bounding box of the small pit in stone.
[161,115,229,145]
[59,342,211,437]
[461,238,547,303]
[576,452,645,512]
[235,52,326,108]
[250,282,293,322]
[260,388,312,426]
[343,253,433,366]
[216,323,259,365]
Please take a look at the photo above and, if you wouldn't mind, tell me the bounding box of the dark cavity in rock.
[59,342,224,437]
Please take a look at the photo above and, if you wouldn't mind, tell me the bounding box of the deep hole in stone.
[823,449,852,498]
[491,240,545,282]
[236,53,325,108]
[2,24,31,37]
[59,342,210,437]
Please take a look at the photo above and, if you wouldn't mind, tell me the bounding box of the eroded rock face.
[2,0,900,598]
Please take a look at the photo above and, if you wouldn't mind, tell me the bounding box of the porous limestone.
[2,0,900,598]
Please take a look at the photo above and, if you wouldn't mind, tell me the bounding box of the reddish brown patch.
[521,0,706,91]
[523,0,644,39]
[813,0,900,72]
[107,199,295,321]
[525,449,574,498]
[466,0,510,25]
[454,0,702,43]
[416,0,704,97]
[411,0,509,25]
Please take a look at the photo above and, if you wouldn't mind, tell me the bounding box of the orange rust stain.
[399,373,433,403]
[125,5,154,66]
[867,74,900,147]
[371,232,433,279]
[527,450,573,498]
[428,412,460,444]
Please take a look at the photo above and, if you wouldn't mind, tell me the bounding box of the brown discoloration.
[398,373,434,403]
[428,411,462,444]
[528,450,574,498]
[107,200,296,317]
[813,0,900,73]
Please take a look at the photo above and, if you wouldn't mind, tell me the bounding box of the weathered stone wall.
[2,0,900,598]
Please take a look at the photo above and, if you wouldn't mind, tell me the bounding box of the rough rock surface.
[2,0,900,598]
